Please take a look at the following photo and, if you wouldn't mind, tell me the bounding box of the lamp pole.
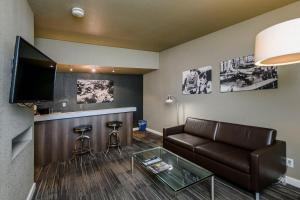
[176,102,179,125]
[166,95,180,125]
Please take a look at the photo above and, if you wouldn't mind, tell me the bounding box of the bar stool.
[72,125,95,161]
[105,121,123,154]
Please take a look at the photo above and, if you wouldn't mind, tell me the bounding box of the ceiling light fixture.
[255,18,300,66]
[72,7,85,18]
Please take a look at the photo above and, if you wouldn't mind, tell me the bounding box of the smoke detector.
[72,7,85,18]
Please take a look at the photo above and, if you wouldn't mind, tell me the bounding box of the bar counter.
[34,107,136,168]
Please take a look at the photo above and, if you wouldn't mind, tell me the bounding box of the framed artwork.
[182,66,212,95]
[77,80,114,104]
[220,55,278,93]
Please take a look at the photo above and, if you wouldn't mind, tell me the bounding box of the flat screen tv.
[9,36,57,103]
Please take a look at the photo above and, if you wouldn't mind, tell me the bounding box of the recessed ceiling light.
[91,68,96,73]
[72,7,85,18]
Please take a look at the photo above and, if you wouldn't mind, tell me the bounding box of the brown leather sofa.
[163,117,286,198]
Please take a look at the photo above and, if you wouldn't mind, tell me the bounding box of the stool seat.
[106,121,122,129]
[73,125,92,133]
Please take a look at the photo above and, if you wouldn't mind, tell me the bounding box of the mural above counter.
[220,55,278,93]
[77,79,114,104]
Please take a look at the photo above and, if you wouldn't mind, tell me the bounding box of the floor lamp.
[165,95,179,125]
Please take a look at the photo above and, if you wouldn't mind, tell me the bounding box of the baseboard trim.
[146,128,163,136]
[133,127,163,136]
[26,182,36,200]
[286,176,300,188]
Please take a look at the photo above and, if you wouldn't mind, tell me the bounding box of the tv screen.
[9,36,57,103]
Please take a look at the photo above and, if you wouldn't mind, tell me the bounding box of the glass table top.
[132,147,214,192]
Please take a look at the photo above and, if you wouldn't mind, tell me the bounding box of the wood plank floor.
[33,132,300,200]
[132,130,163,147]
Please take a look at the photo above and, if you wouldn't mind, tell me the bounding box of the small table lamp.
[255,18,300,66]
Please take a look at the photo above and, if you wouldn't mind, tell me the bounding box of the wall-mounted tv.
[9,36,57,103]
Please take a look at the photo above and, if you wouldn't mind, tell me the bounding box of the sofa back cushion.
[184,118,217,140]
[215,122,276,150]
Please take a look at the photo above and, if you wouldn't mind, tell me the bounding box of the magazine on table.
[147,161,171,174]
[142,156,162,166]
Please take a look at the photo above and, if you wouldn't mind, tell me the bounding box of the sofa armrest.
[163,125,185,139]
[250,140,286,192]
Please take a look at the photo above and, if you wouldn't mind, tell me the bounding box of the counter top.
[34,107,137,122]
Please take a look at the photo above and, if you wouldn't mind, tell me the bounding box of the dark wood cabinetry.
[34,112,133,169]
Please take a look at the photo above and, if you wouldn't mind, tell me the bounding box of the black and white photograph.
[182,66,212,95]
[220,55,278,93]
[77,79,114,104]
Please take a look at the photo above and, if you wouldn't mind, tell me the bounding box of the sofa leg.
[255,192,260,200]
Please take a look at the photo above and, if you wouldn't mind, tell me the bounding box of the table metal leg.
[211,176,214,200]
[131,156,134,174]
[255,192,260,200]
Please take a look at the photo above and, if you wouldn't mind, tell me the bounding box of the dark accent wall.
[38,72,143,126]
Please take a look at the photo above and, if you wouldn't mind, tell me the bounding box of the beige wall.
[0,0,34,199]
[35,38,159,69]
[144,1,300,179]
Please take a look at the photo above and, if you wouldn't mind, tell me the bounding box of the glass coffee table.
[131,147,214,199]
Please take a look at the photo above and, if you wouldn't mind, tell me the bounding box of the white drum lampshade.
[255,18,300,66]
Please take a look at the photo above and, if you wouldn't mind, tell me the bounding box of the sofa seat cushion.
[166,133,211,151]
[195,142,251,173]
